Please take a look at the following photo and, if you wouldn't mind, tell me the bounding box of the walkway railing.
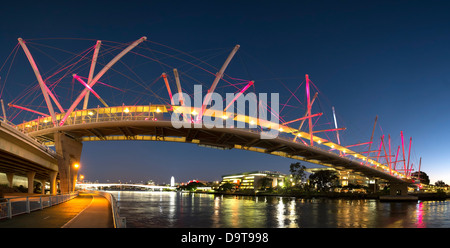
[0,192,78,220]
[88,190,126,228]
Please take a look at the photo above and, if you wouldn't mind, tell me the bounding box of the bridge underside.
[28,120,407,184]
[0,149,56,181]
[0,122,58,181]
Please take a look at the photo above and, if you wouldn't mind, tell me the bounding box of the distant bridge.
[77,182,176,191]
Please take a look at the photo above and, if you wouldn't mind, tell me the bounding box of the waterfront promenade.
[0,192,114,228]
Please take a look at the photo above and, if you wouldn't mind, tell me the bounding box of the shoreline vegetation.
[202,190,450,201]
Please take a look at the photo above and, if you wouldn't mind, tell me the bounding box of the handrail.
[0,192,78,220]
[87,190,126,228]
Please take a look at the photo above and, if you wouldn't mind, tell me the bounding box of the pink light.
[416,202,425,228]
[224,80,254,111]
[282,113,323,125]
[401,131,407,174]
[8,103,49,117]
[73,74,102,100]
[345,141,373,148]
[162,73,174,105]
[407,137,412,177]
[312,127,346,133]
[306,74,313,146]
[76,75,124,92]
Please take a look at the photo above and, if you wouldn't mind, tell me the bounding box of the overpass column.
[40,179,46,194]
[54,132,83,194]
[6,173,13,188]
[27,171,36,194]
[49,171,57,195]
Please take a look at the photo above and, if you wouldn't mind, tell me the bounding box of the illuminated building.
[305,167,389,192]
[221,171,287,190]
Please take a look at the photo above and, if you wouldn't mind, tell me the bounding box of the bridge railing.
[15,104,170,133]
[86,190,126,228]
[0,192,78,220]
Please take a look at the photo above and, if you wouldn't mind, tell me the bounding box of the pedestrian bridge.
[16,104,410,184]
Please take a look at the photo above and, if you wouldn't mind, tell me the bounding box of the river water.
[110,191,450,228]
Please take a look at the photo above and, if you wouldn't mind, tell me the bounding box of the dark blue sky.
[1,1,449,184]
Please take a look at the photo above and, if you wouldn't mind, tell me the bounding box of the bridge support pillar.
[6,173,13,188]
[40,179,46,194]
[54,132,83,194]
[368,179,379,194]
[49,171,57,195]
[389,182,408,196]
[27,171,35,194]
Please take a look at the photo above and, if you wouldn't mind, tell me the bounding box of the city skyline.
[1,1,449,185]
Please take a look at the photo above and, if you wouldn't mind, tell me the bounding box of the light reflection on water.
[110,191,450,228]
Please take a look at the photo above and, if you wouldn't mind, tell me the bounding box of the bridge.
[0,121,59,194]
[76,183,176,191]
[0,36,421,197]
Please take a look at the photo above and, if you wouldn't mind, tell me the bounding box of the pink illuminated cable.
[224,80,254,111]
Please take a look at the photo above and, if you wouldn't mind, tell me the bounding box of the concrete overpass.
[0,121,58,194]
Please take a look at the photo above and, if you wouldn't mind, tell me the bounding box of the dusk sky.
[1,1,449,185]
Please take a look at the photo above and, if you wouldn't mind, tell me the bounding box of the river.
[109,191,450,228]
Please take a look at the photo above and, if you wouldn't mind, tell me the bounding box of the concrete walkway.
[0,192,114,228]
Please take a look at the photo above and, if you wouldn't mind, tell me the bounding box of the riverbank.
[188,190,450,201]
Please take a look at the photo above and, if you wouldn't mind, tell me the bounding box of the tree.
[289,162,307,186]
[259,177,273,190]
[435,180,447,187]
[218,182,236,192]
[411,171,430,185]
[180,181,206,191]
[309,170,338,191]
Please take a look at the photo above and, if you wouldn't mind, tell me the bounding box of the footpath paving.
[0,192,114,228]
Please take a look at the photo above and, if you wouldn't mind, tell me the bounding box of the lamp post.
[73,162,80,192]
